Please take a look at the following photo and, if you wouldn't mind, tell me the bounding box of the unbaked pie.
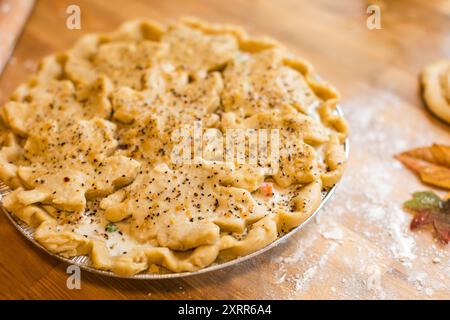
[0,17,348,276]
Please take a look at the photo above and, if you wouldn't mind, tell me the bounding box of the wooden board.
[0,0,449,300]
[0,0,35,74]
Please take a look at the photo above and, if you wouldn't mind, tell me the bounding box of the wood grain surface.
[0,0,449,300]
[0,0,35,74]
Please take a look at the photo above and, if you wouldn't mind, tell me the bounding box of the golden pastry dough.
[421,59,450,124]
[0,17,347,276]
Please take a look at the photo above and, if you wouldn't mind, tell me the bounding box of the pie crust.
[0,17,348,276]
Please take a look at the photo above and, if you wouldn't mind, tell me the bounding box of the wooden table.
[0,0,449,300]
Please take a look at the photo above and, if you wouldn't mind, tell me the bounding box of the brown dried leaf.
[395,144,450,189]
[400,144,450,167]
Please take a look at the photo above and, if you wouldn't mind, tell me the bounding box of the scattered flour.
[275,272,287,284]
[425,288,434,296]
[0,2,11,14]
[269,91,450,299]
[321,227,344,241]
[294,242,339,291]
[432,257,441,264]
[389,218,416,264]
[366,205,385,221]
[366,265,386,299]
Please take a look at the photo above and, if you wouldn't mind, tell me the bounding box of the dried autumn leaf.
[404,191,441,210]
[403,191,450,244]
[434,217,450,244]
[395,144,450,189]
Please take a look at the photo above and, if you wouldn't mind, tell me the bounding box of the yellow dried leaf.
[395,144,450,189]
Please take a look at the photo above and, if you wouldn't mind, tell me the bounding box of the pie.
[421,59,450,124]
[0,17,348,276]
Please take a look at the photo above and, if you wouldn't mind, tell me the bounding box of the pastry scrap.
[421,59,450,124]
[0,18,348,276]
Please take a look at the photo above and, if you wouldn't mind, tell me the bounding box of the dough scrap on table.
[421,59,450,124]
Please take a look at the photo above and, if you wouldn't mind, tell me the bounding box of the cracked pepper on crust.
[0,17,348,276]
